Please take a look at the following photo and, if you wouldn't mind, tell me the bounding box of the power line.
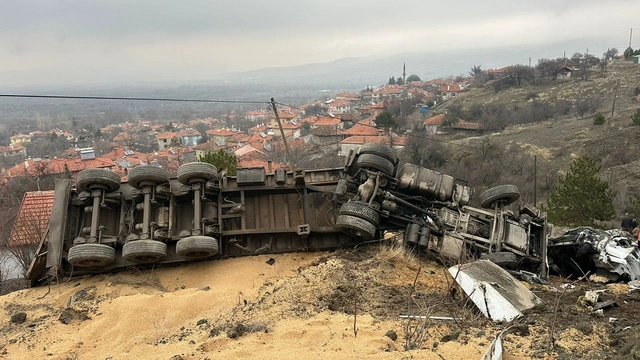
[0,94,269,105]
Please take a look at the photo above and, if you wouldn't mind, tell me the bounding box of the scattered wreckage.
[548,227,640,282]
[27,144,549,284]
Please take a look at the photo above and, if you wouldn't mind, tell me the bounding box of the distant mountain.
[221,42,576,89]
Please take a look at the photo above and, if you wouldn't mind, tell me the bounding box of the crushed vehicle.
[548,227,640,281]
[27,144,549,284]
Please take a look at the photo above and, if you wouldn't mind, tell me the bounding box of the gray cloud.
[0,0,638,87]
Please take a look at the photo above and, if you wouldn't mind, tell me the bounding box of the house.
[9,134,31,146]
[337,113,362,129]
[3,190,55,278]
[179,129,202,147]
[156,132,178,150]
[244,109,271,122]
[423,114,482,135]
[310,126,343,146]
[360,102,386,118]
[206,128,236,145]
[113,132,137,147]
[102,146,149,170]
[0,145,27,157]
[194,141,228,160]
[439,84,468,101]
[341,123,379,137]
[558,66,573,79]
[326,99,352,114]
[311,115,341,130]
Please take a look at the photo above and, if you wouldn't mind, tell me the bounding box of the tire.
[481,252,519,270]
[76,168,122,192]
[478,184,520,209]
[177,162,218,185]
[339,202,379,225]
[176,236,219,259]
[67,243,115,268]
[355,154,395,176]
[336,214,377,240]
[128,165,170,188]
[122,240,167,263]
[359,144,397,163]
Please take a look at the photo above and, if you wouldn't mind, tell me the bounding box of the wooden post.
[270,98,293,168]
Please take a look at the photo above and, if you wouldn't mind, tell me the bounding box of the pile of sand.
[0,244,631,359]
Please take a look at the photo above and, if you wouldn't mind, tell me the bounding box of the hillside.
[417,60,640,213]
[2,243,640,359]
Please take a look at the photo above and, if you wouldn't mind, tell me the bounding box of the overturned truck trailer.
[27,144,549,284]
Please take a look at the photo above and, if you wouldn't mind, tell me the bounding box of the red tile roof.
[206,128,236,137]
[9,190,55,247]
[341,124,379,136]
[1,157,115,179]
[422,114,481,130]
[156,132,178,140]
[312,116,341,127]
[423,114,446,126]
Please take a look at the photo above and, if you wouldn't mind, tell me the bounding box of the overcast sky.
[0,0,638,87]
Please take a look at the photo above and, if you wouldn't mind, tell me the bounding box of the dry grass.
[374,238,420,269]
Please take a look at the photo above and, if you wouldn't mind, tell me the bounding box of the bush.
[632,108,640,126]
[593,112,605,125]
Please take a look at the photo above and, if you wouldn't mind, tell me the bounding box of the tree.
[198,149,237,176]
[469,65,483,76]
[396,77,404,85]
[374,111,396,134]
[624,47,634,59]
[604,48,619,60]
[388,76,396,85]
[406,74,421,83]
[546,156,615,227]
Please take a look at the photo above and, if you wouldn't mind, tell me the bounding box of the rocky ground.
[1,243,640,359]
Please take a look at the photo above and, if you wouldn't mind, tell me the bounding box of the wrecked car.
[548,227,640,281]
[27,144,548,284]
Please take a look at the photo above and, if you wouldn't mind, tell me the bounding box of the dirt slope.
[1,245,639,359]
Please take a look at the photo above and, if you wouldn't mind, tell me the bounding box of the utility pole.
[611,81,619,117]
[533,155,537,207]
[630,28,634,49]
[269,98,293,168]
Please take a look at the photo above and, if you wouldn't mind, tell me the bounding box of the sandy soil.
[1,245,639,359]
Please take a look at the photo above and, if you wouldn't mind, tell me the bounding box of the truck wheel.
[128,166,170,188]
[177,162,218,185]
[176,236,219,259]
[76,168,122,192]
[339,202,379,225]
[336,214,377,240]
[67,243,115,268]
[478,184,520,209]
[355,154,394,176]
[122,240,167,263]
[359,144,397,163]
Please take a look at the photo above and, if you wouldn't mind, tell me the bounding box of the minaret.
[403,63,406,84]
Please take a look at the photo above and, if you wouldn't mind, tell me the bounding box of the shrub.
[593,112,605,125]
[632,108,640,126]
